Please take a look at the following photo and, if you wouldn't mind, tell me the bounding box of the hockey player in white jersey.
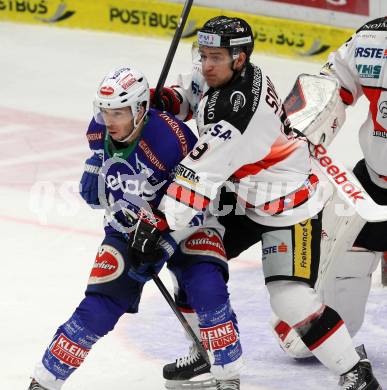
[130,16,381,390]
[269,17,387,390]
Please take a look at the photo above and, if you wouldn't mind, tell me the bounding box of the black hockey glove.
[127,209,177,283]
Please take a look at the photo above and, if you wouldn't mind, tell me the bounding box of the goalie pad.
[317,248,381,336]
[270,315,312,359]
[315,188,381,336]
[284,74,346,146]
[269,188,381,358]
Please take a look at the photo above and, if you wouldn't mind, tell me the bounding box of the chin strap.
[117,111,148,143]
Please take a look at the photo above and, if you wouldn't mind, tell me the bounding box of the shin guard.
[198,300,243,380]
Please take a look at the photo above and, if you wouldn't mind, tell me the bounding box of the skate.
[163,344,215,389]
[340,358,382,390]
[28,379,48,390]
[215,376,240,390]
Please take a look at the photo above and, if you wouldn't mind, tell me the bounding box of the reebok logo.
[313,145,365,203]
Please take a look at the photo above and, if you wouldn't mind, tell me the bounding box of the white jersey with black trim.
[321,17,387,189]
[159,61,326,230]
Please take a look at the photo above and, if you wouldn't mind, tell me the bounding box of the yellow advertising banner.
[0,0,354,62]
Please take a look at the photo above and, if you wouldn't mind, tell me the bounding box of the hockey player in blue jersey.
[28,66,243,389]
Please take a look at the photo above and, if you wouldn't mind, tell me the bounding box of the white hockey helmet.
[93,66,150,127]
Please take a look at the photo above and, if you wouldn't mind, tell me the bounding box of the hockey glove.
[79,154,102,207]
[127,234,177,283]
[150,87,181,115]
[127,209,177,283]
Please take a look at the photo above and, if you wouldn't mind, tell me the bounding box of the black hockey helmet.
[197,16,254,59]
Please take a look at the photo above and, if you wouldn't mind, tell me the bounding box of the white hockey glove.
[284,74,346,147]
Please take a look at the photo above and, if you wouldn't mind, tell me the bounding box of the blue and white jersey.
[85,108,197,236]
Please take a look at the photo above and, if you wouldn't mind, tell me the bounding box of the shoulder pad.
[357,17,387,33]
[201,64,263,133]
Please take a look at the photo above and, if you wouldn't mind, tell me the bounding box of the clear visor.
[192,42,240,67]
[93,104,134,126]
[93,104,105,125]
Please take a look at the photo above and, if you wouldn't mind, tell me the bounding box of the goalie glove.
[284,74,346,147]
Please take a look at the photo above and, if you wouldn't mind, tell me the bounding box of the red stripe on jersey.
[308,320,344,351]
[362,86,387,133]
[339,86,354,105]
[167,182,210,211]
[257,174,319,215]
[232,136,300,180]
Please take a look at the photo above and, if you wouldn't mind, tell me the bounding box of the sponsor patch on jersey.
[356,64,381,79]
[88,245,125,284]
[251,65,263,113]
[175,164,200,185]
[355,46,385,59]
[262,242,288,255]
[294,220,312,279]
[87,132,103,142]
[363,20,387,31]
[50,334,90,368]
[181,229,226,261]
[138,140,166,171]
[230,91,246,113]
[206,123,233,141]
[200,320,238,351]
[159,113,189,156]
[373,130,387,138]
[261,230,293,279]
[204,90,220,122]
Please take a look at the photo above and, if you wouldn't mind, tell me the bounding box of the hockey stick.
[150,0,211,366]
[123,237,209,365]
[152,273,210,365]
[312,143,387,222]
[154,0,193,96]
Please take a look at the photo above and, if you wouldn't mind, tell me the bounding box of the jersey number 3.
[189,143,209,161]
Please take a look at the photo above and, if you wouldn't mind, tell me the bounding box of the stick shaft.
[154,0,193,95]
[152,273,210,365]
